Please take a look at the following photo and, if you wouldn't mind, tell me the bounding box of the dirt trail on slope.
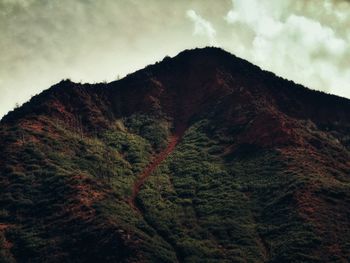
[128,127,185,211]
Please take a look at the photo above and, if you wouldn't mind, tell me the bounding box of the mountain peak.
[2,47,350,129]
[175,46,234,58]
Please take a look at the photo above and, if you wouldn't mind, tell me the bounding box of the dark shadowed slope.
[0,47,350,262]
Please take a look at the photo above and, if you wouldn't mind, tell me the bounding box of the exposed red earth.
[128,122,187,210]
[128,132,183,211]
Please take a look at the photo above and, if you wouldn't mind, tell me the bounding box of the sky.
[1,0,350,118]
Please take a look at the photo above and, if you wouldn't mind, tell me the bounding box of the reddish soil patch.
[50,100,69,115]
[0,223,13,249]
[64,174,105,220]
[240,110,302,147]
[75,182,104,207]
[0,223,12,231]
[128,127,185,211]
[18,118,61,141]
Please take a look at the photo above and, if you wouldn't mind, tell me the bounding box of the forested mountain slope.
[0,47,350,263]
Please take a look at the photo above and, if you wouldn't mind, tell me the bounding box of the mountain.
[0,47,350,263]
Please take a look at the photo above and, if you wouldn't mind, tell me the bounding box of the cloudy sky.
[1,0,350,118]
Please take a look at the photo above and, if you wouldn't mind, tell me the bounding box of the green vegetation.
[1,111,350,262]
[2,47,350,262]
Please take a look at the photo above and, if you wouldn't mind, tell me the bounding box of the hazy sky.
[1,0,350,118]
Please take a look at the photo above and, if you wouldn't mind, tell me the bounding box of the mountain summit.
[1,47,350,262]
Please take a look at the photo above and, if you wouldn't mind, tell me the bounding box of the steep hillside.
[0,47,350,263]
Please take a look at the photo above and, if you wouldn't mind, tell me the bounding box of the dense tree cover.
[0,112,349,262]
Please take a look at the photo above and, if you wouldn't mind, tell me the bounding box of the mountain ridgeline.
[0,47,350,263]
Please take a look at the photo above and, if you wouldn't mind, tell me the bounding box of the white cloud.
[186,9,217,46]
[223,0,350,95]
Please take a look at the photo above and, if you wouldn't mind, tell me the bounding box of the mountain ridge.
[2,47,350,126]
